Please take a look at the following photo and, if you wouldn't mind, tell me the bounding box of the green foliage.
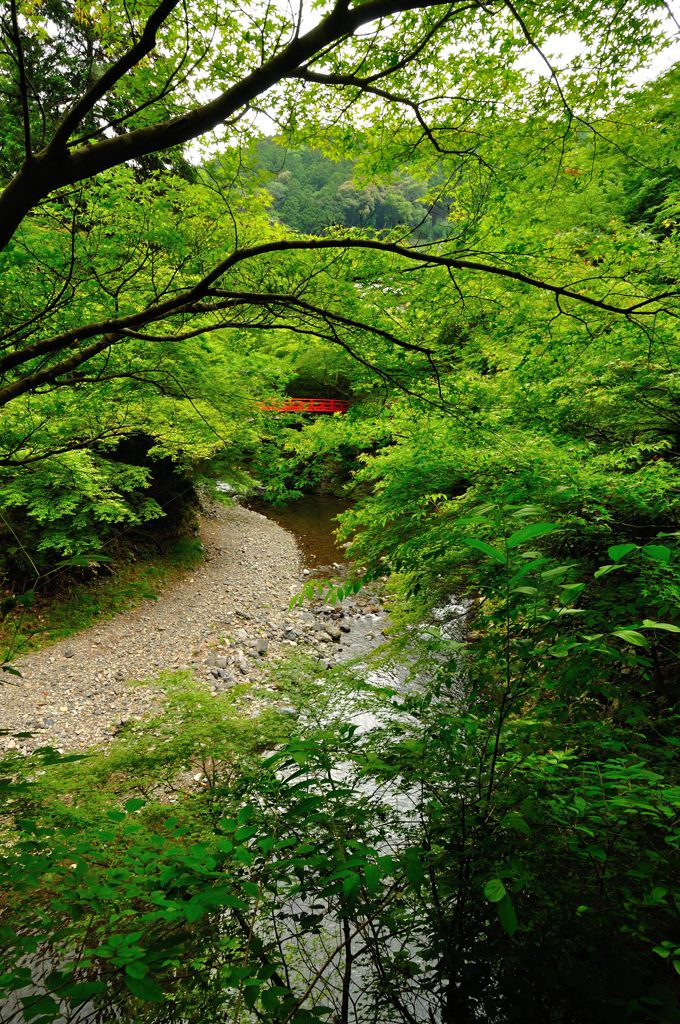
[247,139,450,239]
[0,450,160,569]
[0,666,393,1023]
[0,160,282,581]
[1,578,678,1023]
[221,68,680,1022]
[0,5,678,1023]
[290,575,364,609]
[0,535,203,656]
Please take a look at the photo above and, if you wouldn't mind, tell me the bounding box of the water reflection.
[248,494,351,570]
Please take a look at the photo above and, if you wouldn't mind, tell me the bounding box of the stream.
[248,494,352,570]
[253,496,466,1024]
[250,493,399,671]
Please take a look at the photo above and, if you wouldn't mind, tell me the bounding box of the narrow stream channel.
[250,493,399,671]
[248,494,351,570]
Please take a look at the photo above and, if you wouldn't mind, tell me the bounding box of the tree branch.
[48,0,183,151]
[8,0,31,158]
[0,236,673,400]
[0,0,464,251]
[288,68,481,159]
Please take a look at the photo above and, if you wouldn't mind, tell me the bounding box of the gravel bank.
[1,502,307,754]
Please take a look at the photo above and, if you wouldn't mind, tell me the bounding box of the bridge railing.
[257,398,350,414]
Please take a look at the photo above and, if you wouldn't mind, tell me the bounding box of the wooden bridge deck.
[257,398,350,414]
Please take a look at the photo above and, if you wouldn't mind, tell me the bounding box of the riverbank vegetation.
[0,0,678,1020]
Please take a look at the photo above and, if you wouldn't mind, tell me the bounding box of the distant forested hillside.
[250,138,451,238]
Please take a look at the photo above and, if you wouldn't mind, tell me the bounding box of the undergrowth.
[0,536,204,660]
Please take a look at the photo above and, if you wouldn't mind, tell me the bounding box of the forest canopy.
[0,0,677,572]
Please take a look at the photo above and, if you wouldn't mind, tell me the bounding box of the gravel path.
[0,503,307,754]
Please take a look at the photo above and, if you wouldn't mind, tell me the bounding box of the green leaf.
[594,564,623,579]
[502,813,531,836]
[506,523,558,549]
[124,975,164,1002]
[190,887,247,914]
[124,798,145,813]
[234,825,258,843]
[342,873,360,902]
[541,564,577,579]
[642,544,671,563]
[641,620,680,633]
[125,961,149,980]
[483,878,507,903]
[560,582,585,604]
[509,557,550,586]
[403,851,425,888]
[608,543,637,562]
[21,995,60,1021]
[610,629,649,647]
[463,538,506,563]
[61,981,107,1006]
[258,835,275,855]
[560,582,585,595]
[184,901,207,924]
[364,863,381,894]
[547,639,582,657]
[496,894,518,937]
[261,987,280,1013]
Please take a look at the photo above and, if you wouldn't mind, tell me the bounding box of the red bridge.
[258,397,350,414]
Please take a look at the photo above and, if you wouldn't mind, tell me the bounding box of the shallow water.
[248,494,351,569]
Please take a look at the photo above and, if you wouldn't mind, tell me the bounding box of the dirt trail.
[0,503,304,754]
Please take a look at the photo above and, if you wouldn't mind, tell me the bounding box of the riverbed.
[0,496,383,755]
